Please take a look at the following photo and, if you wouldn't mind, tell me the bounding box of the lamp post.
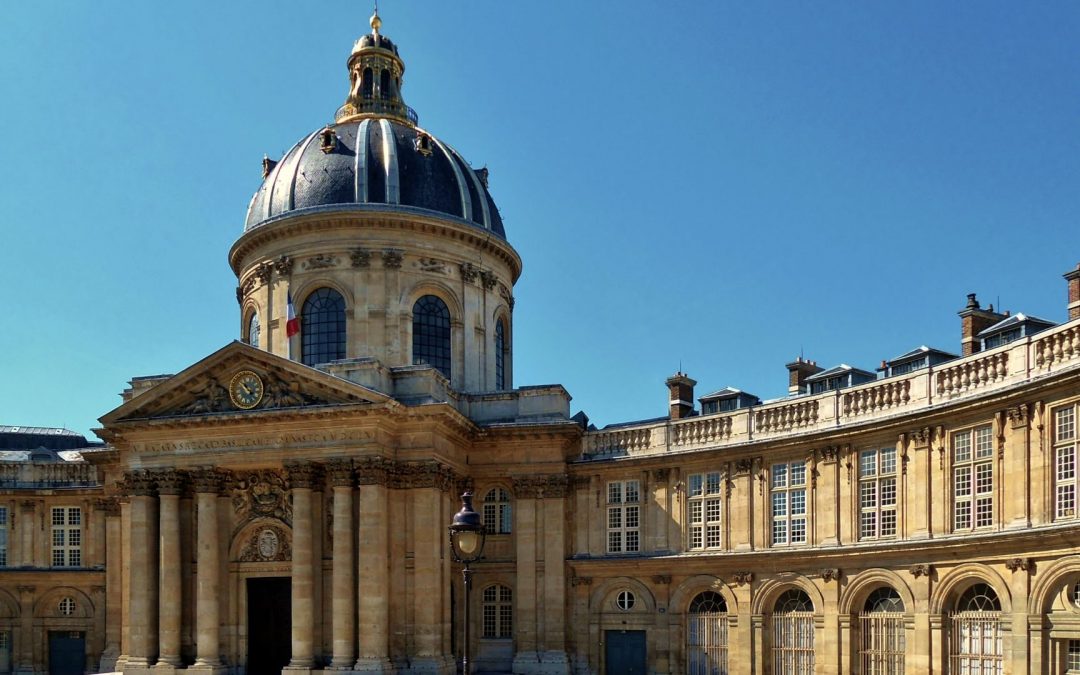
[448,492,486,675]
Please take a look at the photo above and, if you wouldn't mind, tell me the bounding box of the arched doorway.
[948,583,1003,675]
[859,587,905,674]
[686,591,728,675]
[771,589,814,675]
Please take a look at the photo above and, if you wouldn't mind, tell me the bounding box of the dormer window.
[320,127,338,154]
[414,132,433,157]
[978,313,1056,351]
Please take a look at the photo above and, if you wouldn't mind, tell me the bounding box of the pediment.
[100,342,390,425]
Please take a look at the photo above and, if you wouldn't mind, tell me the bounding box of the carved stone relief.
[232,470,292,527]
[238,524,292,562]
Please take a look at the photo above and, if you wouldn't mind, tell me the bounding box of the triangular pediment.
[99,342,391,425]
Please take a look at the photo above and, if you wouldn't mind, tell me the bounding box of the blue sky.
[1,2,1078,437]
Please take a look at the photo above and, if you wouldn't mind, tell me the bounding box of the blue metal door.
[605,630,646,675]
[48,631,84,675]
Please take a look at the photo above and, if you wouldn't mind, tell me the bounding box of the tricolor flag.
[286,292,300,338]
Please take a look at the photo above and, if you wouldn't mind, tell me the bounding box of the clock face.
[229,370,264,409]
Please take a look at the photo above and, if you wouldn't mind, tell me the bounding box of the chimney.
[958,293,1006,356]
[785,357,823,395]
[1065,263,1080,321]
[666,372,697,420]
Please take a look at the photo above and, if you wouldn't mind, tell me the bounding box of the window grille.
[481,585,512,639]
[859,448,898,539]
[412,295,451,379]
[607,481,640,553]
[860,588,905,675]
[51,507,82,567]
[1055,405,1079,520]
[58,597,76,616]
[301,288,346,366]
[949,584,1003,675]
[688,472,722,550]
[771,462,807,546]
[772,590,814,675]
[616,590,636,611]
[482,488,512,534]
[687,591,728,675]
[952,425,994,531]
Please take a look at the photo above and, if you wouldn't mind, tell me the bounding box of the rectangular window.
[0,507,7,566]
[51,507,82,567]
[953,425,993,532]
[859,447,898,540]
[1056,405,1080,520]
[1068,639,1080,674]
[606,480,640,554]
[687,472,722,550]
[771,461,807,546]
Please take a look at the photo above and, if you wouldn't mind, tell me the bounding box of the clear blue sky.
[2,2,1078,437]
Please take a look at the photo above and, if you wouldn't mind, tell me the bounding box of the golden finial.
[370,2,382,35]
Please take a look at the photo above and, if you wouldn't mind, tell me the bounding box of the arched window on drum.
[860,587,905,675]
[301,288,346,366]
[412,295,451,379]
[772,589,814,675]
[949,583,1002,675]
[247,312,260,349]
[686,591,727,675]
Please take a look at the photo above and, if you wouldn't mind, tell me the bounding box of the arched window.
[482,585,512,639]
[482,488,512,534]
[247,312,260,348]
[950,583,1003,675]
[772,589,814,675]
[362,67,373,99]
[412,295,451,379]
[495,318,508,389]
[380,69,391,99]
[301,288,346,366]
[687,591,728,675]
[860,588,905,675]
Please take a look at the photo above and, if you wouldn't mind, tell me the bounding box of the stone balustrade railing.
[672,415,733,446]
[1035,324,1080,370]
[842,379,912,418]
[0,461,98,488]
[935,351,1008,399]
[579,318,1080,459]
[583,426,652,456]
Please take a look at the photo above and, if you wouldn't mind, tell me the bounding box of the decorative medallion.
[239,524,292,562]
[257,528,280,558]
[229,370,265,409]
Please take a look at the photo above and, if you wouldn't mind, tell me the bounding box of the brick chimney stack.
[1065,263,1080,321]
[785,357,822,395]
[666,372,697,420]
[958,293,1007,357]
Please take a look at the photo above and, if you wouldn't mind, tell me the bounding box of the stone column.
[287,463,318,670]
[13,585,34,675]
[156,471,183,668]
[356,460,392,671]
[99,498,122,671]
[541,479,570,673]
[410,478,450,673]
[327,461,356,669]
[192,470,225,672]
[512,479,539,670]
[127,473,159,668]
[17,500,34,567]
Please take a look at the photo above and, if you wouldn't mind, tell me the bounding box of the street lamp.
[448,491,486,675]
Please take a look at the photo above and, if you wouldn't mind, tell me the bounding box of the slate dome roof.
[245,119,504,238]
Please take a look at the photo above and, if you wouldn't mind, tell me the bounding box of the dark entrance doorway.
[605,629,646,675]
[48,631,84,675]
[247,577,291,675]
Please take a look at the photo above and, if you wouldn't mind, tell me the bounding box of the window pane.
[412,295,451,379]
[302,288,347,366]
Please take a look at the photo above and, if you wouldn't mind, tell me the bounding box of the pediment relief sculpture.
[160,371,337,418]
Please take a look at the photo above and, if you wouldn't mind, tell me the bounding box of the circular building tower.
[229,12,520,392]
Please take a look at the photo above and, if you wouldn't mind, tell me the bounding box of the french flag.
[286,292,300,338]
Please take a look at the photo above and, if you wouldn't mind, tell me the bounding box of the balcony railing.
[580,317,1080,460]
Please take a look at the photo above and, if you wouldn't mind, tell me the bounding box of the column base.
[353,656,395,673]
[151,665,180,675]
[513,651,570,675]
[284,666,315,675]
[121,663,157,675]
[99,645,121,673]
[407,655,454,675]
[188,662,228,675]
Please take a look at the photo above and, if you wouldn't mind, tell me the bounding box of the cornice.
[229,210,522,282]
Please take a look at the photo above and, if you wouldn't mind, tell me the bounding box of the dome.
[245,119,504,238]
